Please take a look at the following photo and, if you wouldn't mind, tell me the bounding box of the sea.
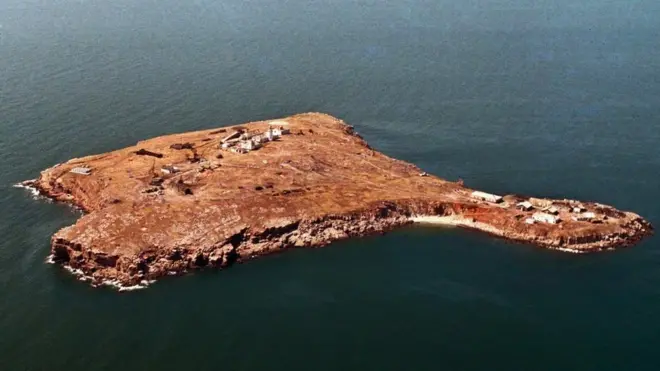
[1,0,659,370]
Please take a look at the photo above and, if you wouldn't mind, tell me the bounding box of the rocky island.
[21,113,653,289]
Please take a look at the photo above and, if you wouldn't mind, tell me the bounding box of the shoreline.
[13,181,45,200]
[410,215,587,254]
[45,254,153,292]
[39,211,602,291]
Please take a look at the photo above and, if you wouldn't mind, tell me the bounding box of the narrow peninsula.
[22,113,653,289]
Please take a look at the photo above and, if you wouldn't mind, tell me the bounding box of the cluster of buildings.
[521,200,602,225]
[220,122,290,154]
[470,191,604,226]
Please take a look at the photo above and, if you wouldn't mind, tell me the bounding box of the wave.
[15,181,84,214]
[13,181,48,201]
[46,254,154,291]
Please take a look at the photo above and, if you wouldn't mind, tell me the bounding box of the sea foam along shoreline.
[13,181,45,200]
[45,254,153,292]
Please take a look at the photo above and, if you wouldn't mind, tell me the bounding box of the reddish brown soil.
[24,113,653,288]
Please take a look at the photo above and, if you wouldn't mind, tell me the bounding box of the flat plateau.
[23,113,653,288]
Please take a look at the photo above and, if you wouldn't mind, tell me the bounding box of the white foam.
[49,257,155,291]
[102,279,148,292]
[552,247,586,254]
[118,285,147,292]
[61,264,90,281]
[92,278,152,291]
[13,182,48,201]
[15,181,85,214]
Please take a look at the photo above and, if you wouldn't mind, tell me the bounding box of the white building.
[547,206,560,215]
[532,212,561,224]
[268,120,291,136]
[517,201,534,211]
[221,138,240,149]
[572,205,587,213]
[239,140,261,151]
[529,197,553,209]
[572,212,597,222]
[471,191,503,203]
[70,167,92,175]
[268,125,290,139]
[160,165,180,175]
[265,130,275,141]
[253,134,268,144]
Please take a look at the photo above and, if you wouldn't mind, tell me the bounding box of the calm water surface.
[1,0,659,370]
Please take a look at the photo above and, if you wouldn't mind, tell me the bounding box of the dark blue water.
[1,0,659,369]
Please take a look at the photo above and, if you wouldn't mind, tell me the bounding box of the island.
[20,113,653,289]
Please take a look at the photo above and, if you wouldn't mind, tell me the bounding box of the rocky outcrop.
[42,202,419,287]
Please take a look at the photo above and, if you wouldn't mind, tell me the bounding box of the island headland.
[21,113,653,289]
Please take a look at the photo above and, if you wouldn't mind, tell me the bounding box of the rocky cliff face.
[24,113,653,289]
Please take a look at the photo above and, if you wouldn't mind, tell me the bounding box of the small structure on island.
[70,167,92,176]
[471,191,503,204]
[547,206,560,215]
[572,205,587,213]
[268,120,291,136]
[529,197,553,209]
[221,138,241,149]
[532,212,561,224]
[161,165,180,175]
[266,125,291,140]
[239,140,261,152]
[252,134,268,145]
[572,212,597,222]
[517,201,534,211]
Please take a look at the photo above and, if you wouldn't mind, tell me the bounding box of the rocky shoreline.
[20,113,654,290]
